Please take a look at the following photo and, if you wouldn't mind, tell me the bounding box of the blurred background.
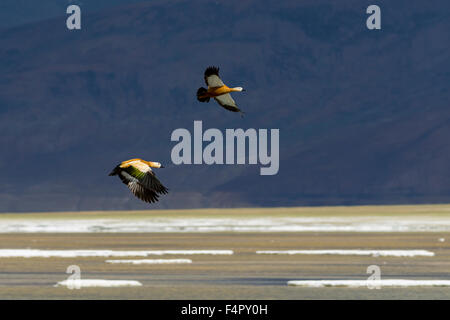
[0,0,449,212]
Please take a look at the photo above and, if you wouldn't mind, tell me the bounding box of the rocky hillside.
[0,0,449,211]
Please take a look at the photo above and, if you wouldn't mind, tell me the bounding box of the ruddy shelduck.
[109,158,168,203]
[197,66,245,115]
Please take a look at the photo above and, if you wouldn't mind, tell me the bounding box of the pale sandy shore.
[1,205,450,233]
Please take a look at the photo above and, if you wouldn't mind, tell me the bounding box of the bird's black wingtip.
[108,165,120,176]
[204,66,220,77]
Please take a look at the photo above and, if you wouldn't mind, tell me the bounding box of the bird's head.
[147,161,164,168]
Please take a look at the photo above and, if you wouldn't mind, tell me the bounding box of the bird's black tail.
[108,165,120,176]
[197,87,210,102]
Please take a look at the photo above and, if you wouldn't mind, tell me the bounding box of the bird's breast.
[207,85,231,97]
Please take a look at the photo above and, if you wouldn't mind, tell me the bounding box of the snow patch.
[106,259,192,264]
[55,279,142,288]
[288,279,450,288]
[256,250,435,257]
[0,249,233,258]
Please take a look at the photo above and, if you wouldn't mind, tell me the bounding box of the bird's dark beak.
[160,165,165,168]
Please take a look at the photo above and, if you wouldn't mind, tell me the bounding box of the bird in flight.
[197,66,245,115]
[109,158,168,203]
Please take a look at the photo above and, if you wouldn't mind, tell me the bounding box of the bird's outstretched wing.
[128,180,160,203]
[122,164,169,195]
[117,170,160,203]
[214,94,241,113]
[141,172,169,195]
[204,66,224,88]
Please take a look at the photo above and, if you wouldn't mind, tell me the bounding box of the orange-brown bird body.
[199,84,243,99]
[197,66,245,114]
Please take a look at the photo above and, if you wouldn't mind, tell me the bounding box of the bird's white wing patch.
[206,74,224,88]
[204,66,224,87]
[214,94,240,112]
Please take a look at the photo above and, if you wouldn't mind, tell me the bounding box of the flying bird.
[109,158,168,204]
[197,66,245,115]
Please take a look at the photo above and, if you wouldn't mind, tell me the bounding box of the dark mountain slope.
[0,0,449,211]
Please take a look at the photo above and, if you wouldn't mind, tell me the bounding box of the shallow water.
[0,232,449,299]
